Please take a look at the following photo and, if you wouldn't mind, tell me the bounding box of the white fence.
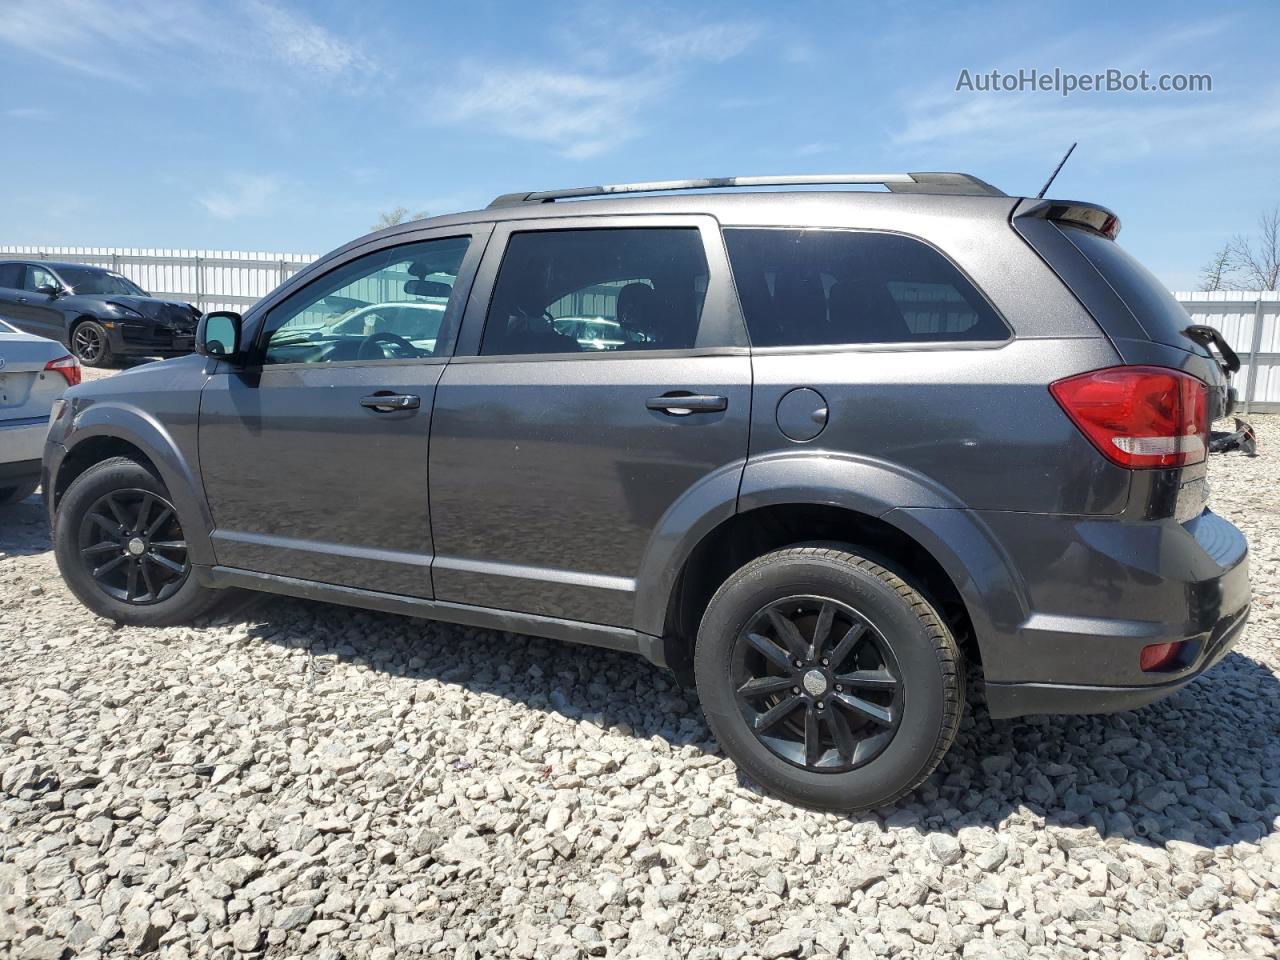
[2,245,1277,411]
[0,244,318,314]
[1175,292,1280,413]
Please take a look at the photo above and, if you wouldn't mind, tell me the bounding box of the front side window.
[24,265,58,292]
[481,228,709,356]
[263,236,471,364]
[723,229,1009,347]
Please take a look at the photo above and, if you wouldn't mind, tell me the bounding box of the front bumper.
[107,322,195,357]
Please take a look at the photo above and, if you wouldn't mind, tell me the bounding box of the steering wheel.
[356,331,418,360]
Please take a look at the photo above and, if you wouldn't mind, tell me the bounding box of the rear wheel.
[54,457,220,625]
[695,544,964,811]
[71,320,113,367]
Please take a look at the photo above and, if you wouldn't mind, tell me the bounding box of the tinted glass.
[0,264,22,289]
[24,265,58,292]
[55,267,146,296]
[1060,224,1195,351]
[263,236,470,364]
[481,228,709,355]
[723,229,1008,347]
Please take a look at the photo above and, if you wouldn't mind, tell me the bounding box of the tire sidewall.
[696,549,953,811]
[54,458,209,625]
[72,320,112,367]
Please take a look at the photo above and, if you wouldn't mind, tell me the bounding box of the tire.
[694,544,964,812]
[71,320,114,367]
[0,479,40,506]
[53,457,220,625]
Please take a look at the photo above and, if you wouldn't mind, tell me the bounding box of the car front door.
[428,216,752,628]
[197,226,490,597]
[3,265,66,341]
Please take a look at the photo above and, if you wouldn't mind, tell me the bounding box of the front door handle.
[360,393,420,411]
[646,393,728,416]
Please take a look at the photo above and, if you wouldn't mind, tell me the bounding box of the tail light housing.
[1050,366,1208,469]
[45,355,82,387]
[1140,641,1185,672]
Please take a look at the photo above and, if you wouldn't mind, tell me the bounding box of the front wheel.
[53,457,220,625]
[71,320,114,367]
[695,545,964,812]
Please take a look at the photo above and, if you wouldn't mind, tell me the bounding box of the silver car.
[0,317,80,505]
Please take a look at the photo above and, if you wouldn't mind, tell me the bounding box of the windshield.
[58,267,148,297]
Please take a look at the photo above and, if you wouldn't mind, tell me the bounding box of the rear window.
[1059,224,1193,350]
[723,228,1008,348]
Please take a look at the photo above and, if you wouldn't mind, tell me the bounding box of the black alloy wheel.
[733,595,903,772]
[73,323,106,364]
[76,488,189,604]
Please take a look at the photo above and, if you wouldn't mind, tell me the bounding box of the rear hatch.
[1011,198,1234,417]
[1012,199,1239,523]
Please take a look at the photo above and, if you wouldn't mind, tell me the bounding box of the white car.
[0,317,80,505]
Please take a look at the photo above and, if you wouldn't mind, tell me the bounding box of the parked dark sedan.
[0,260,200,366]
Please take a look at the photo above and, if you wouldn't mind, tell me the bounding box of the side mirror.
[196,310,243,360]
[36,283,60,298]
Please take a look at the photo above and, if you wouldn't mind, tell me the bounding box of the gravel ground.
[1,385,1277,959]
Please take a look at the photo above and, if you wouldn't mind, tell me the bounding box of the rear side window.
[1059,224,1194,351]
[481,228,709,356]
[723,228,1008,347]
[0,264,22,289]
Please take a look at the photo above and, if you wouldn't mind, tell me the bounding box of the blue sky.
[1,0,1276,289]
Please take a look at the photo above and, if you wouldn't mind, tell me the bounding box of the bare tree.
[1198,244,1235,292]
[1229,204,1280,291]
[371,207,429,231]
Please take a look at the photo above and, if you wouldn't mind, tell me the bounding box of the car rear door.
[197,226,490,598]
[428,215,752,628]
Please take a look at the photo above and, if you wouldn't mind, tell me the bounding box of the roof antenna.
[1036,142,1077,198]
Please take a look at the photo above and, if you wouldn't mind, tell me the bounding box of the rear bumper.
[0,457,42,486]
[0,416,49,464]
[985,600,1249,717]
[897,505,1250,720]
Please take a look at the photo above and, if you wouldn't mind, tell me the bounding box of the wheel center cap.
[126,537,146,557]
[802,669,828,697]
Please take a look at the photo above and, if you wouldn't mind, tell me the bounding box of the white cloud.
[197,174,283,220]
[434,18,762,158]
[241,0,371,76]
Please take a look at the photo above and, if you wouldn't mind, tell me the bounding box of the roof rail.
[487,172,1006,207]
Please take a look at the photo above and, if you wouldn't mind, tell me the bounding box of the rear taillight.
[1050,365,1208,469]
[45,355,82,387]
[1140,641,1184,672]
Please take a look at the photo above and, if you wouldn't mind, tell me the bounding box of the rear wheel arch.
[659,502,980,685]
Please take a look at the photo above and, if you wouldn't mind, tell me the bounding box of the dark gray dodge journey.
[43,173,1250,811]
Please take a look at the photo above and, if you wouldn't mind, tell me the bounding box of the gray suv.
[43,173,1250,811]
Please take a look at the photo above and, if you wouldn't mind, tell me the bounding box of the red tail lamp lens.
[1139,641,1184,672]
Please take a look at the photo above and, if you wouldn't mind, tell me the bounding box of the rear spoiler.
[1183,324,1241,374]
[1015,198,1120,239]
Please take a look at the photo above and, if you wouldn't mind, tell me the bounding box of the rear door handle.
[646,393,728,415]
[360,393,420,411]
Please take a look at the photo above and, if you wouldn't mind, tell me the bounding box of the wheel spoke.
[139,557,159,600]
[765,608,809,660]
[810,601,836,659]
[149,539,187,552]
[105,494,131,529]
[746,631,793,673]
[125,559,140,600]
[833,692,894,727]
[828,706,857,762]
[752,695,803,734]
[134,493,153,533]
[92,554,128,579]
[736,675,795,700]
[835,668,897,691]
[804,707,823,767]
[826,621,867,670]
[88,512,119,535]
[147,551,185,574]
[144,507,173,538]
[81,541,119,557]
